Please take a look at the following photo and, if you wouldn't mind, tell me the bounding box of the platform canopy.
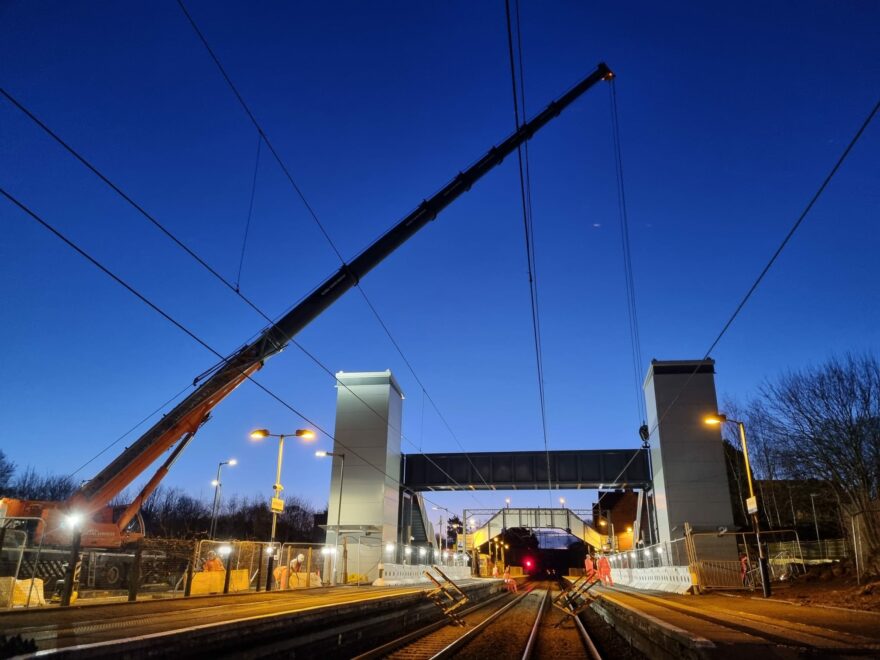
[402,449,650,491]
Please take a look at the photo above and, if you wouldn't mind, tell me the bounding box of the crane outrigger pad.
[552,575,600,624]
[424,566,470,626]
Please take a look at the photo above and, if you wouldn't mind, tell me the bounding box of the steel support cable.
[0,88,487,505]
[0,186,474,512]
[596,95,880,508]
[609,79,646,423]
[176,0,495,494]
[505,0,554,504]
[235,133,262,291]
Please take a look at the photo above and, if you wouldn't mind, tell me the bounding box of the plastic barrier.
[188,569,249,595]
[609,566,692,594]
[0,577,45,607]
[373,563,471,586]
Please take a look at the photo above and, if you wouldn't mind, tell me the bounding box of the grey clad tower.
[643,359,735,546]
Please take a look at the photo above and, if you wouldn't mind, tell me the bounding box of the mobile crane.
[0,63,613,552]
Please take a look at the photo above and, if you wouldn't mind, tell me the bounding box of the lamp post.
[209,458,237,540]
[810,493,822,557]
[316,450,345,585]
[250,428,315,591]
[705,413,771,597]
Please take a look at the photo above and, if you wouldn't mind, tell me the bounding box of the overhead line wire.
[0,91,484,505]
[175,0,494,492]
[235,133,262,291]
[504,0,554,504]
[596,94,880,507]
[0,186,478,511]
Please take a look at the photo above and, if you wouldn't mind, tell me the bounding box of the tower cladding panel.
[328,371,403,579]
[644,360,737,559]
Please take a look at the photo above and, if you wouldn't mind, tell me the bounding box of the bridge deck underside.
[402,449,650,491]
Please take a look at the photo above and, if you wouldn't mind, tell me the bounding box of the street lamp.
[559,497,566,507]
[704,413,771,597]
[316,449,345,585]
[250,428,315,590]
[209,458,237,540]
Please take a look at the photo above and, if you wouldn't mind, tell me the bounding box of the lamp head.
[295,429,315,439]
[250,428,270,440]
[703,414,728,426]
[315,450,328,457]
[228,458,238,466]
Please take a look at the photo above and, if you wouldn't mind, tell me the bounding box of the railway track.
[356,580,602,660]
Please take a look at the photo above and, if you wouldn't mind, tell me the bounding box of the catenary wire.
[0,86,487,505]
[505,0,554,504]
[174,1,494,492]
[235,133,262,291]
[596,94,880,509]
[0,186,478,513]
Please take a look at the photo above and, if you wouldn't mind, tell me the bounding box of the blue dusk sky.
[1,1,878,528]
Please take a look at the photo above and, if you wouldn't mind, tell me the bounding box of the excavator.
[0,64,613,556]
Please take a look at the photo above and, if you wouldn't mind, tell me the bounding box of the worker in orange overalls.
[273,561,290,590]
[597,554,613,586]
[584,553,597,582]
[203,551,224,571]
[503,567,517,592]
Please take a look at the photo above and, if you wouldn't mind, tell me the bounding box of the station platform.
[0,579,503,657]
[591,584,880,658]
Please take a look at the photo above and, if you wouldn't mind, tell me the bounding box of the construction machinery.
[1,63,614,553]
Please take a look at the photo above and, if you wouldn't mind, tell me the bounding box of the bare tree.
[0,451,15,495]
[761,353,880,571]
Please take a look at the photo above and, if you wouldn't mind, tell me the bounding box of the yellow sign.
[271,497,285,513]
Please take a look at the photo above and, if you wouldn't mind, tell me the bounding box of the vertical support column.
[643,360,736,558]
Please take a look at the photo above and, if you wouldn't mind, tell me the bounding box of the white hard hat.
[297,554,305,563]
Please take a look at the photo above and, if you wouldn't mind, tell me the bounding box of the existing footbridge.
[466,507,605,551]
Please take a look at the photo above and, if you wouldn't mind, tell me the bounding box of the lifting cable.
[504,0,555,504]
[609,79,647,425]
[176,0,493,495]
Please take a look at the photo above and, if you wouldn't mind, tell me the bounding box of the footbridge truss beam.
[401,449,650,491]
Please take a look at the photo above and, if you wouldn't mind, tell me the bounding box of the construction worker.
[740,553,751,587]
[503,567,517,593]
[289,554,307,588]
[203,551,224,572]
[273,561,290,590]
[492,562,499,578]
[597,553,613,586]
[584,553,597,581]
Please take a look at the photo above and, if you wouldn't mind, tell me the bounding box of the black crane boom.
[70,62,613,512]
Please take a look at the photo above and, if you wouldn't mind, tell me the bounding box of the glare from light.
[228,459,238,466]
[65,512,84,529]
[296,429,316,440]
[321,546,336,555]
[315,450,328,457]
[385,543,395,553]
[656,547,664,554]
[404,546,412,555]
[211,479,219,487]
[250,428,270,440]
[218,545,232,557]
[419,547,426,556]
[703,414,727,426]
[599,519,607,526]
